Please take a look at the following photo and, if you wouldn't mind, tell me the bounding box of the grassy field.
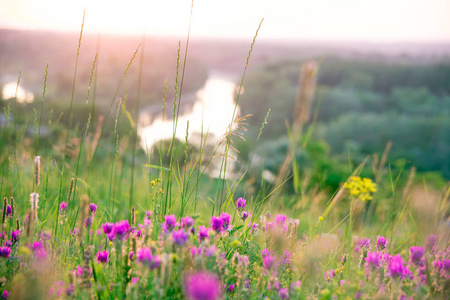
[0,12,449,300]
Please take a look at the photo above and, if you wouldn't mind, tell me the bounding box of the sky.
[0,0,449,42]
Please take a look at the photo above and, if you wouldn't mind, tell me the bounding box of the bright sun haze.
[0,0,449,41]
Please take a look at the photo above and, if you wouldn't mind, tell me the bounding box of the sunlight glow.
[0,0,449,41]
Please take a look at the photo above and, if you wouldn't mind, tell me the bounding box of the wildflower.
[114,220,130,240]
[242,211,249,221]
[274,214,287,226]
[173,229,189,246]
[131,277,139,285]
[84,216,93,228]
[184,272,221,300]
[409,246,424,265]
[145,211,152,218]
[342,254,347,264]
[11,230,20,244]
[280,249,292,265]
[31,241,42,251]
[97,250,109,264]
[425,235,437,253]
[387,254,410,280]
[263,253,277,270]
[35,247,48,260]
[102,222,115,235]
[249,223,258,233]
[198,225,210,242]
[210,216,224,233]
[0,246,11,258]
[220,212,231,230]
[325,269,336,282]
[5,205,12,218]
[162,215,177,233]
[71,228,79,237]
[1,290,10,299]
[376,236,388,251]
[137,247,161,270]
[89,203,97,216]
[261,248,273,258]
[366,251,382,270]
[290,280,301,290]
[228,283,235,293]
[344,176,377,201]
[279,288,289,299]
[65,284,74,296]
[264,221,275,232]
[236,197,246,211]
[181,216,194,229]
[59,201,68,213]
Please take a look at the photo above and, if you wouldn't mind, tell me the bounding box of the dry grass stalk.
[272,60,318,202]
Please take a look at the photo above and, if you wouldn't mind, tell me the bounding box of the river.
[138,72,240,178]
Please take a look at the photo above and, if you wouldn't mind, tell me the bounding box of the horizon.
[2,27,450,46]
[1,0,449,43]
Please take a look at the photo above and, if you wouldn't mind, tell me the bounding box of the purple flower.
[210,216,224,233]
[387,254,410,280]
[181,216,194,229]
[290,280,301,290]
[274,214,287,227]
[65,284,74,296]
[173,229,189,246]
[264,221,275,231]
[261,248,273,258]
[59,201,68,213]
[366,251,382,270]
[84,216,93,228]
[409,246,424,265]
[236,197,246,211]
[249,223,258,232]
[325,269,336,282]
[137,247,161,270]
[11,230,20,244]
[162,215,177,233]
[263,254,277,270]
[359,238,371,248]
[184,272,221,300]
[0,246,11,258]
[228,283,235,293]
[1,290,10,299]
[97,250,109,264]
[146,211,152,218]
[280,249,292,265]
[102,222,115,235]
[89,203,97,215]
[6,205,12,218]
[376,236,388,251]
[242,211,249,221]
[279,288,289,299]
[425,235,437,253]
[114,220,130,240]
[35,247,47,260]
[220,213,231,230]
[31,241,42,251]
[198,226,210,242]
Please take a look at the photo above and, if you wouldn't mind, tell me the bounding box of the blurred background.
[1,0,449,197]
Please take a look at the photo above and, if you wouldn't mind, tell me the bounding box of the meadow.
[0,12,449,300]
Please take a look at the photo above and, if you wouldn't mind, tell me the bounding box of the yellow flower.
[343,176,376,202]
